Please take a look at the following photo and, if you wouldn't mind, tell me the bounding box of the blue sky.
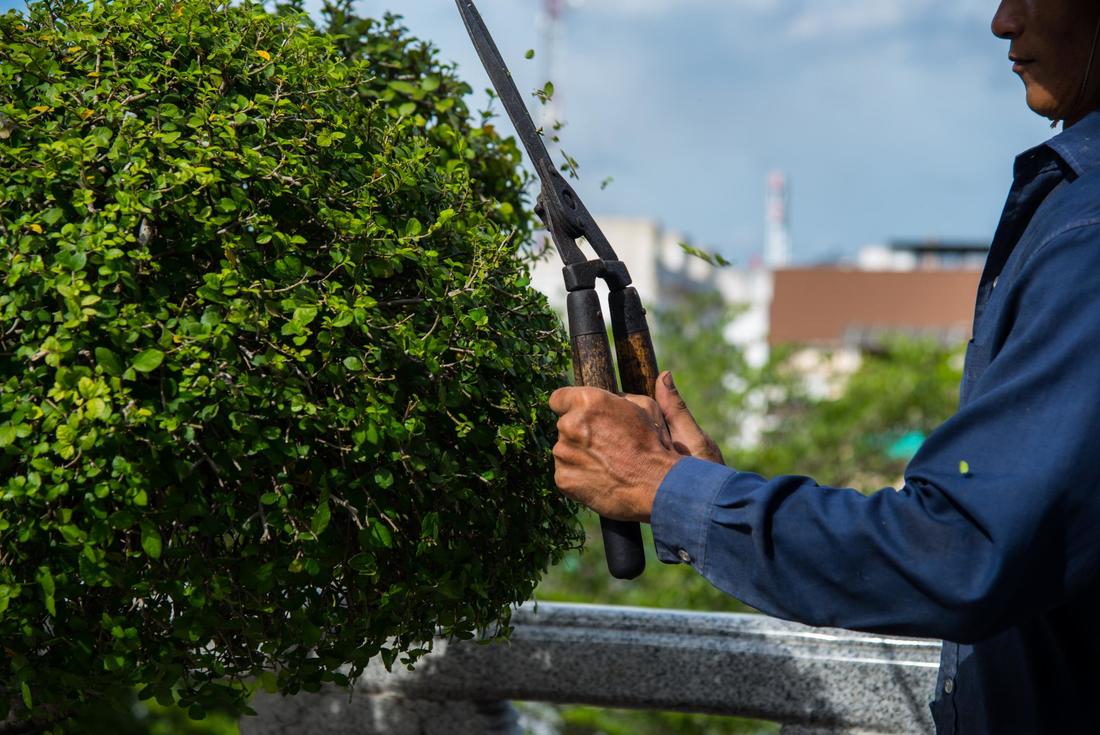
[2,0,1056,263]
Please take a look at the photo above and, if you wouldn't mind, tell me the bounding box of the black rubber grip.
[600,517,646,580]
[566,289,646,580]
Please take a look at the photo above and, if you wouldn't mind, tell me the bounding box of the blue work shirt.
[652,111,1100,734]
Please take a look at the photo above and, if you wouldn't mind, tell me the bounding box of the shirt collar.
[1044,110,1100,179]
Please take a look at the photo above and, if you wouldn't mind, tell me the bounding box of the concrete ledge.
[246,603,941,735]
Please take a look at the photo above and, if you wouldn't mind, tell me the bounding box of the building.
[856,241,990,272]
[769,267,981,349]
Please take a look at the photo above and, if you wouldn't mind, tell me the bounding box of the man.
[549,1,1100,733]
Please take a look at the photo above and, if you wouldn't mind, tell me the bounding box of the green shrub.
[0,0,579,726]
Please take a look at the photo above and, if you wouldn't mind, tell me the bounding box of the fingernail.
[663,372,676,391]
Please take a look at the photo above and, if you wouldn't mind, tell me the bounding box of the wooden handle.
[609,288,660,399]
[567,290,646,580]
[571,332,617,392]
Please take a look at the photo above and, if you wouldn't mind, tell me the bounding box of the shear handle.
[609,287,660,401]
[567,289,647,581]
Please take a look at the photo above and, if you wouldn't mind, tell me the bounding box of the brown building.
[769,268,982,348]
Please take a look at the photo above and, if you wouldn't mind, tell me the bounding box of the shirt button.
[944,678,955,695]
[677,549,692,563]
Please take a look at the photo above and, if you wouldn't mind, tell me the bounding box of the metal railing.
[243,603,941,735]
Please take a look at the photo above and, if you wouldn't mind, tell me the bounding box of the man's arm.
[552,225,1100,643]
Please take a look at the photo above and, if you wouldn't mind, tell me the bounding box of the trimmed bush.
[0,0,579,725]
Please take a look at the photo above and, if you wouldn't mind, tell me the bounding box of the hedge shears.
[456,0,661,580]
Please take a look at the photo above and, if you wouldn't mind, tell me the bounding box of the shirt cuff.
[651,456,737,573]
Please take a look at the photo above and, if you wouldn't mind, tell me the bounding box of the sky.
[1,0,1057,263]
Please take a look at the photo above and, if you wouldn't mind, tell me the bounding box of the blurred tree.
[736,337,964,490]
[650,291,751,454]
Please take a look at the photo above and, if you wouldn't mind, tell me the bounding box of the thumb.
[656,371,722,463]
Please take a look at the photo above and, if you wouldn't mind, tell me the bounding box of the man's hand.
[549,371,724,522]
[656,372,725,465]
[550,385,681,523]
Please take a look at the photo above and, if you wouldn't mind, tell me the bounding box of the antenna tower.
[765,170,792,269]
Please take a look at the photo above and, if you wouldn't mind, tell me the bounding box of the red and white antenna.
[765,170,792,269]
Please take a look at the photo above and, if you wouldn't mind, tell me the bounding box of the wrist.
[635,450,683,523]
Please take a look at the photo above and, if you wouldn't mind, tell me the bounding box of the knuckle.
[556,413,579,438]
[576,388,600,408]
[554,467,574,496]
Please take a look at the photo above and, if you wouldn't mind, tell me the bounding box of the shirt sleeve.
[651,224,1100,644]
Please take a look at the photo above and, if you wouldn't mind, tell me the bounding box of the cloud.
[571,0,779,20]
[785,0,993,42]
[787,0,912,40]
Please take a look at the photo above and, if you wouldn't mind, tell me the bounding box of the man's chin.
[1025,90,1062,123]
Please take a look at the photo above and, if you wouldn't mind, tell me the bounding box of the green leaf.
[20,680,31,710]
[42,207,65,225]
[292,306,318,327]
[525,49,535,60]
[57,524,85,544]
[140,523,163,559]
[959,460,971,475]
[131,349,165,373]
[368,518,393,549]
[342,356,363,371]
[36,566,56,616]
[310,501,331,536]
[388,80,419,96]
[85,398,108,421]
[468,307,489,327]
[0,424,16,448]
[348,552,377,575]
[95,347,123,376]
[57,249,87,271]
[677,242,731,268]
